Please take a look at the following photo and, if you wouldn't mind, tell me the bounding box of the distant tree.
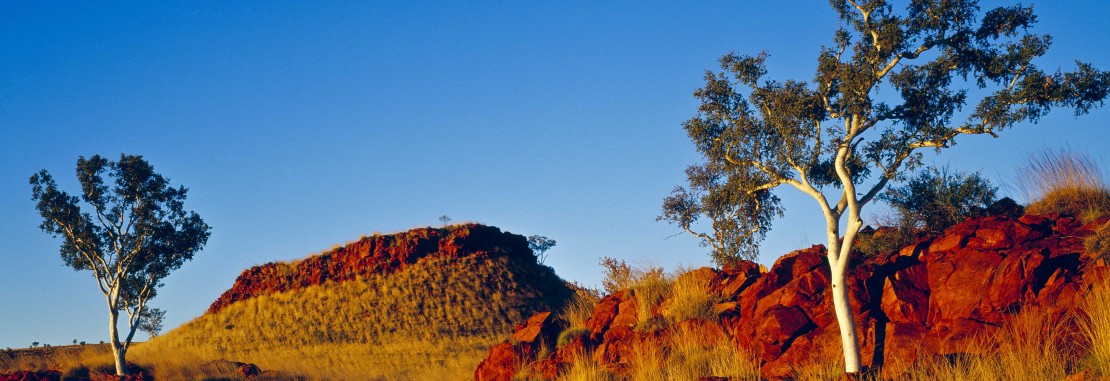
[30,154,211,376]
[72,339,77,345]
[138,307,166,339]
[31,342,38,348]
[438,215,452,227]
[527,235,557,264]
[664,1,1109,375]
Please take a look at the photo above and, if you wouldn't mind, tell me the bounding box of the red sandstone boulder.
[474,310,562,381]
[474,214,1110,380]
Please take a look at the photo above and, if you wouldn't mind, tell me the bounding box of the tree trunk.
[828,253,862,374]
[109,310,129,376]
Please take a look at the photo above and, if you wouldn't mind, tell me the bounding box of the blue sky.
[1,1,1108,348]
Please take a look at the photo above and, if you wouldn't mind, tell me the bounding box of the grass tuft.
[663,268,721,323]
[1019,148,1110,222]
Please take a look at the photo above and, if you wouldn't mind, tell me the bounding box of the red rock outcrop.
[209,224,532,313]
[476,214,1110,380]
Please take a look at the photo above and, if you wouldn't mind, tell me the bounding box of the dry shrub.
[663,268,721,323]
[1019,148,1110,222]
[599,256,672,331]
[599,257,634,294]
[1081,276,1110,376]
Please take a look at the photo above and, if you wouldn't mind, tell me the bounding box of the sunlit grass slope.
[134,224,572,380]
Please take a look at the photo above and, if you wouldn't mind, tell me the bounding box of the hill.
[477,213,1110,380]
[133,223,573,380]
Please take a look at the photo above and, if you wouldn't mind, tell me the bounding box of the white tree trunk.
[108,309,129,375]
[828,250,862,374]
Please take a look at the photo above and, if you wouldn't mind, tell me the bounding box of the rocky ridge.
[209,223,535,313]
[476,214,1110,380]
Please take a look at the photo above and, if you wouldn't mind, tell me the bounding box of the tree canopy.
[30,154,211,375]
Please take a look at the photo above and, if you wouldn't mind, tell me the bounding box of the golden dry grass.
[1081,276,1110,376]
[557,349,616,381]
[0,344,113,374]
[888,311,1073,381]
[128,254,566,380]
[662,268,721,323]
[1019,148,1110,222]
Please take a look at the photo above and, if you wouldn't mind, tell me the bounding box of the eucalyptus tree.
[30,154,211,375]
[527,235,557,264]
[662,0,1109,374]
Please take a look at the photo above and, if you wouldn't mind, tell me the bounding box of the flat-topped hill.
[135,224,573,380]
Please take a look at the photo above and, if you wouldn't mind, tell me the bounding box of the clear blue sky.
[2,1,1108,349]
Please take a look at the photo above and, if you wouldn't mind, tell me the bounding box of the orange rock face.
[475,214,1110,380]
[208,224,532,313]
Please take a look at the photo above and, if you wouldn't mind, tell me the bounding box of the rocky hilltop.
[209,223,543,313]
[476,214,1110,380]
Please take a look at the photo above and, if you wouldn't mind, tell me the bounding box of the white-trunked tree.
[661,0,1110,376]
[31,154,211,376]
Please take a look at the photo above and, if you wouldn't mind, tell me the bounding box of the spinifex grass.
[1019,148,1110,222]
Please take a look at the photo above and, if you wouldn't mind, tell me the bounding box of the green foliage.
[138,308,166,338]
[664,0,1110,269]
[556,328,590,348]
[527,235,556,264]
[861,166,997,259]
[881,165,997,234]
[29,154,211,375]
[659,163,783,266]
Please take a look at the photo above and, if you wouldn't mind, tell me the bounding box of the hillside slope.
[135,224,572,380]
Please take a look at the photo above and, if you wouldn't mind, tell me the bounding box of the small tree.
[664,1,1109,375]
[138,307,166,339]
[30,154,211,375]
[438,215,452,226]
[527,235,557,264]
